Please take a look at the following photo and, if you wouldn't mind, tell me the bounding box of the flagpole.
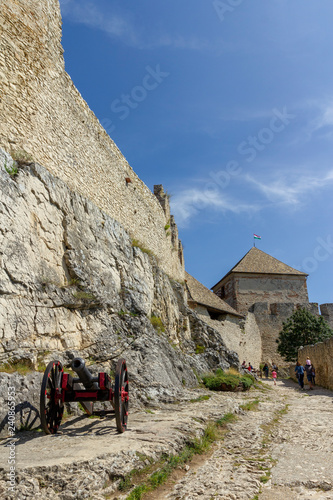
[253,234,261,247]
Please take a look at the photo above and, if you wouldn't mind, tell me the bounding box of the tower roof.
[212,247,307,289]
[185,272,243,317]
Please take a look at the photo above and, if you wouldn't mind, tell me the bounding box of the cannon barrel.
[71,357,99,390]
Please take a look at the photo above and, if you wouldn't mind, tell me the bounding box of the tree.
[276,308,333,362]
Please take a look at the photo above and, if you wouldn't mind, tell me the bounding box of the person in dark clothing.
[304,361,314,390]
[263,363,269,379]
[311,365,316,386]
[295,361,305,389]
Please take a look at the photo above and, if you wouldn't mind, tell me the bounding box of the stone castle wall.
[298,337,333,390]
[216,274,309,316]
[320,304,333,330]
[0,0,184,280]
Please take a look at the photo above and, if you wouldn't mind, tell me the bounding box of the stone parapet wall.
[0,0,184,280]
[298,337,333,390]
[235,275,309,316]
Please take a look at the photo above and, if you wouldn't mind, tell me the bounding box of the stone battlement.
[0,0,184,280]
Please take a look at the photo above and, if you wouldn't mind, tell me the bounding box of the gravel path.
[0,379,332,499]
[165,379,333,500]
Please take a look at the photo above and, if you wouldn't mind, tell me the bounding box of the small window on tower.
[221,286,225,299]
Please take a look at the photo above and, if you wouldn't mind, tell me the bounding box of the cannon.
[40,357,129,435]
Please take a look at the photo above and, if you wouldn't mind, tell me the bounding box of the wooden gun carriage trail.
[40,357,129,435]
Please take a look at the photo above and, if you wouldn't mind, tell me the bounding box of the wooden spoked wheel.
[114,358,129,433]
[40,360,64,434]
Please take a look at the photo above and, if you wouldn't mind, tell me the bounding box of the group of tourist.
[241,361,278,385]
[241,358,316,390]
[241,360,254,372]
[295,357,315,390]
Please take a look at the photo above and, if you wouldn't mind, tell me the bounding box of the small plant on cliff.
[72,291,96,301]
[150,315,165,333]
[195,344,206,354]
[131,238,153,256]
[4,160,18,177]
[276,307,333,362]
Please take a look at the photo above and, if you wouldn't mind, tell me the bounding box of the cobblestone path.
[0,378,332,499]
[164,379,333,500]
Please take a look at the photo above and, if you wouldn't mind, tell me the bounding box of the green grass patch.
[132,239,153,255]
[216,412,238,426]
[4,160,18,177]
[72,291,96,301]
[189,395,210,403]
[240,399,260,411]
[116,419,230,499]
[118,309,139,317]
[202,368,255,392]
[260,472,271,483]
[0,360,34,375]
[150,316,165,333]
[195,344,205,354]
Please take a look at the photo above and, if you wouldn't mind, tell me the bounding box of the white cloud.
[60,0,219,51]
[60,0,137,43]
[246,170,333,205]
[170,188,258,227]
[168,166,333,227]
[296,99,333,143]
[312,102,333,140]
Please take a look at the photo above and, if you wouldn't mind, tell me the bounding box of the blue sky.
[59,0,333,306]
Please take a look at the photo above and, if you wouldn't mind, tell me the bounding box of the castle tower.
[211,247,309,316]
[211,248,310,365]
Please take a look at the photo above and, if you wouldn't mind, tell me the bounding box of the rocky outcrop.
[0,149,238,435]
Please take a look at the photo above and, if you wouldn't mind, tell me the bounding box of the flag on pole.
[253,234,261,240]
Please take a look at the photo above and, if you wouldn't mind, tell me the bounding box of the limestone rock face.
[0,149,238,435]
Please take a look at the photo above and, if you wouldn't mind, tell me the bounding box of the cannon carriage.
[40,357,129,434]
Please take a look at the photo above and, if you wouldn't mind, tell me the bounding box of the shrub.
[202,368,255,392]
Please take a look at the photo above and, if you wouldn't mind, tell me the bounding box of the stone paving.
[0,379,332,499]
[164,379,333,500]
